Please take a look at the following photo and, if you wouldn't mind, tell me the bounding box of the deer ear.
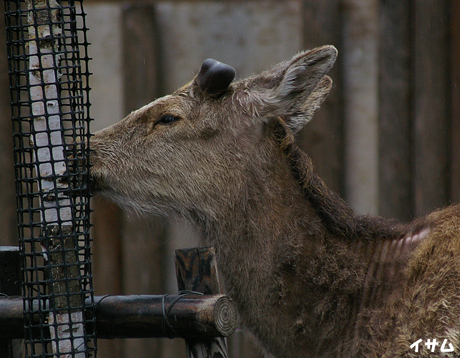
[284,75,333,134]
[196,59,236,95]
[245,45,337,132]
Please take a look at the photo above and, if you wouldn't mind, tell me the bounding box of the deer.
[90,46,460,358]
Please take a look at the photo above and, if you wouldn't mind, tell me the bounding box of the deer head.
[90,46,337,220]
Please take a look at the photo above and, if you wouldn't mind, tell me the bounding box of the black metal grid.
[4,0,96,357]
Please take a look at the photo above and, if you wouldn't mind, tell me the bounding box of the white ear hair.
[285,75,333,134]
[273,46,336,114]
[239,46,337,129]
[233,46,337,127]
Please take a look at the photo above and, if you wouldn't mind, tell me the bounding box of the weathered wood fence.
[1,1,459,357]
[0,246,237,358]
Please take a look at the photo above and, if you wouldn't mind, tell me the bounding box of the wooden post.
[377,0,413,221]
[175,247,234,358]
[0,247,21,358]
[121,7,166,357]
[302,0,344,197]
[341,0,380,215]
[413,0,450,216]
[0,9,17,248]
[450,0,460,204]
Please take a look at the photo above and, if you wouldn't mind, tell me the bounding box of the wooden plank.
[413,0,450,216]
[82,197,124,356]
[377,0,413,221]
[175,247,230,358]
[121,2,164,295]
[0,247,21,358]
[120,5,170,358]
[0,247,20,296]
[84,3,124,132]
[0,6,18,247]
[92,197,123,297]
[84,4,125,358]
[122,4,161,109]
[175,247,221,295]
[341,0,379,215]
[451,0,460,204]
[301,0,344,196]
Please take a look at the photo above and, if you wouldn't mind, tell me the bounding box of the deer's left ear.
[244,45,337,134]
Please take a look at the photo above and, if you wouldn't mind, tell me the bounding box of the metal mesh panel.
[4,0,96,356]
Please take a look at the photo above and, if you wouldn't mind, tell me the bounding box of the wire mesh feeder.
[4,0,96,357]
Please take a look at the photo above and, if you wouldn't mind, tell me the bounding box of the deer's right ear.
[287,74,333,133]
[242,46,337,133]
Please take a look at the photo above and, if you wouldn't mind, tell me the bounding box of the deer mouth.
[89,177,101,195]
[88,159,111,196]
[89,171,106,195]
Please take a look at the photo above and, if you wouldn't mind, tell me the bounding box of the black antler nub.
[197,59,236,95]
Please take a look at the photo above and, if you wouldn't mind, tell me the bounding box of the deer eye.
[158,114,180,125]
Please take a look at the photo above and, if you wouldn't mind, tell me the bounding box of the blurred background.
[0,1,459,357]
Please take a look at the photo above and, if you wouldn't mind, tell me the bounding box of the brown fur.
[91,46,460,357]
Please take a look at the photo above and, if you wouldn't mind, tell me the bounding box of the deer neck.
[190,119,416,356]
[191,131,368,356]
